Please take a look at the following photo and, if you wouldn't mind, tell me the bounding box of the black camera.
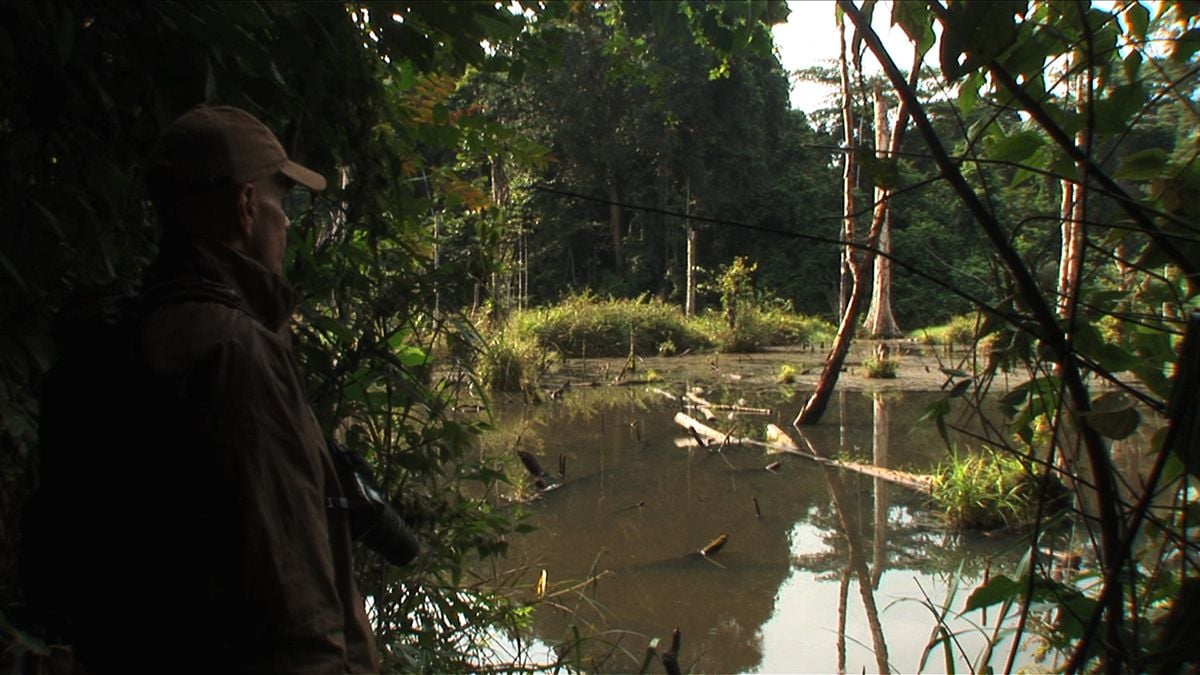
[327,438,420,567]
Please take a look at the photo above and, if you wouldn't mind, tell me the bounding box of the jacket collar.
[144,238,296,333]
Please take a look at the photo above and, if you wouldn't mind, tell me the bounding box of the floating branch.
[753,496,762,519]
[541,569,615,601]
[651,387,681,402]
[765,461,782,472]
[673,412,754,447]
[765,424,799,451]
[700,533,729,557]
[673,412,932,493]
[639,637,660,675]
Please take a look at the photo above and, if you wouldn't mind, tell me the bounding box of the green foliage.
[718,256,757,330]
[776,364,797,384]
[476,328,548,393]
[911,314,981,345]
[501,292,833,358]
[930,447,1039,531]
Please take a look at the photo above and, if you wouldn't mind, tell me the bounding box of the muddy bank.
[542,341,1015,397]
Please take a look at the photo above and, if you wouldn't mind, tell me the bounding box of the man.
[35,105,381,673]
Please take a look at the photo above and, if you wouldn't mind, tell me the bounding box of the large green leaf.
[987,129,1045,164]
[1115,148,1169,180]
[965,574,1022,611]
[939,0,1026,80]
[891,0,935,56]
[1082,392,1141,440]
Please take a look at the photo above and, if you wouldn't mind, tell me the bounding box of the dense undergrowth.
[472,294,836,391]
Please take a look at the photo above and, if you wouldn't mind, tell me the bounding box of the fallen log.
[684,391,770,415]
[672,412,933,493]
[673,412,755,447]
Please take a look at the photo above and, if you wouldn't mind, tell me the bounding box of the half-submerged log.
[673,412,932,493]
[517,450,546,478]
[662,628,682,675]
[673,412,754,447]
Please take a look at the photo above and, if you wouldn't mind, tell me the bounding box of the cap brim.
[280,160,327,191]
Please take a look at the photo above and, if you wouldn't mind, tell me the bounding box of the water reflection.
[485,385,1037,673]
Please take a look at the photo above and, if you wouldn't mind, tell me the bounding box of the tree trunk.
[864,82,903,338]
[796,47,920,426]
[1057,70,1087,320]
[685,177,697,317]
[837,15,856,319]
[608,180,624,275]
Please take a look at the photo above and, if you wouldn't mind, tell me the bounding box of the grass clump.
[912,314,981,345]
[695,306,835,353]
[777,364,797,384]
[862,355,900,378]
[511,292,710,357]
[502,292,835,357]
[930,446,1039,531]
[477,329,545,392]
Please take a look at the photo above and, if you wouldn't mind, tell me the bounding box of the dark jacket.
[75,239,378,673]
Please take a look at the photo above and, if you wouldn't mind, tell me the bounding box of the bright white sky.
[772,0,918,113]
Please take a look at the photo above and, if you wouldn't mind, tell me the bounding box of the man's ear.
[234,182,257,240]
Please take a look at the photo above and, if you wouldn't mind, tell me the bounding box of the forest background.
[2,0,1199,672]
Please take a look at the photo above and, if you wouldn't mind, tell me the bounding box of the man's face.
[244,175,292,275]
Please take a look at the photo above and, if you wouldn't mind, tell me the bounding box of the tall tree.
[862,81,903,338]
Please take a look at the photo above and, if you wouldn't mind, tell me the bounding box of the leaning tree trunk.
[863,82,903,338]
[795,47,920,426]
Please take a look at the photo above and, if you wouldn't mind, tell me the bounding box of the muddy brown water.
[474,347,1135,673]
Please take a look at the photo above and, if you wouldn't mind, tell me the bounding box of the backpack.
[19,277,243,643]
[20,283,145,642]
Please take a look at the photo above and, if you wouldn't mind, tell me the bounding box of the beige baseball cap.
[153,104,326,191]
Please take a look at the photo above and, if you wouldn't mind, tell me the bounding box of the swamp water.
[475,349,1098,673]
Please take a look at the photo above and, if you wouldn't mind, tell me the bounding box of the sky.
[771,0,924,113]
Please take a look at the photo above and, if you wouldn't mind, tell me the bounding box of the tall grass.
[509,293,710,357]
[930,446,1040,531]
[912,313,982,345]
[503,293,833,358]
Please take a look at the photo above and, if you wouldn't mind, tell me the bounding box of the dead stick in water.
[753,496,762,518]
[542,569,615,600]
[662,628,682,675]
[701,533,728,557]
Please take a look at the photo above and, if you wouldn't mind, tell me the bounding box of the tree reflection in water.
[485,386,1037,673]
